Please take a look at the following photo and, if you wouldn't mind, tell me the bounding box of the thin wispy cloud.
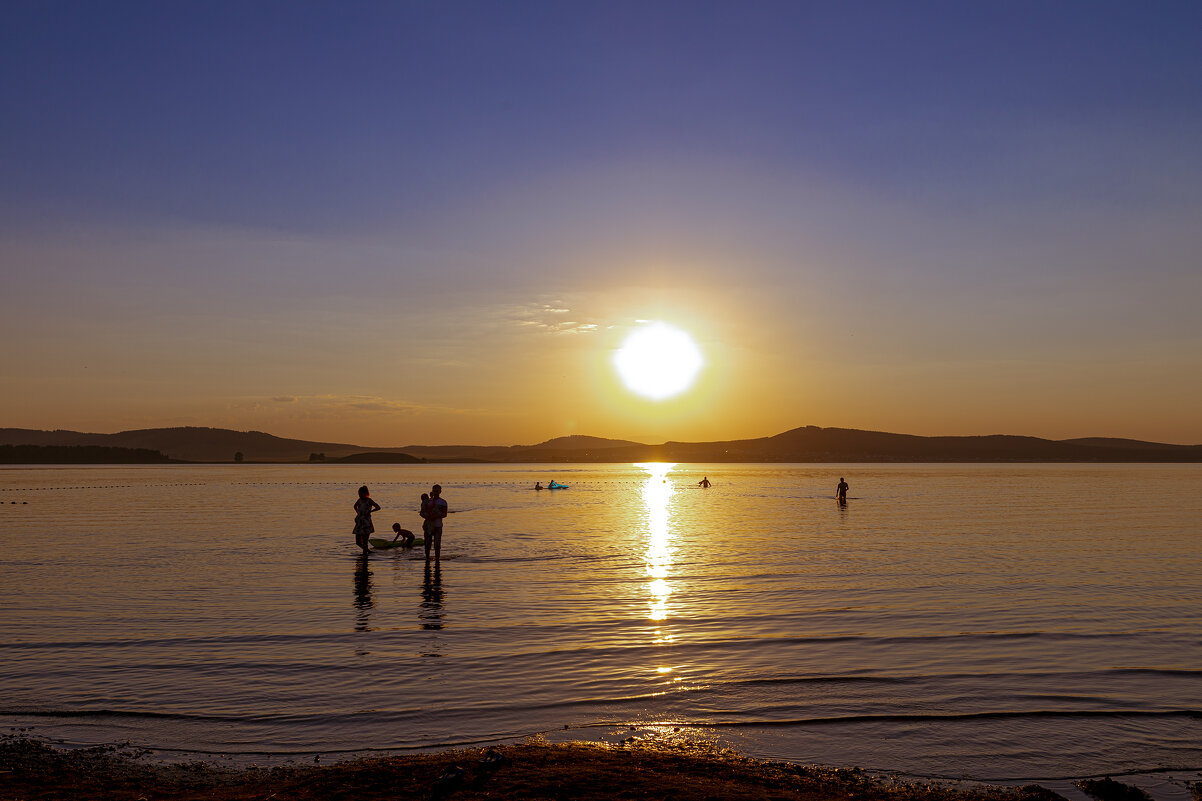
[508,299,606,335]
[231,395,504,421]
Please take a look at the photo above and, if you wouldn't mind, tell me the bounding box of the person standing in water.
[699,476,711,488]
[835,476,849,503]
[425,484,448,562]
[352,485,381,555]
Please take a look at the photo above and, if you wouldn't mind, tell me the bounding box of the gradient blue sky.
[3,1,1200,445]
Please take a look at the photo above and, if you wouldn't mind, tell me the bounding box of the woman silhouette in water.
[352,485,381,555]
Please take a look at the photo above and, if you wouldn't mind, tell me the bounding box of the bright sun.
[614,322,704,399]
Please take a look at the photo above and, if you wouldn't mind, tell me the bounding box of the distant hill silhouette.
[531,435,643,450]
[334,452,423,464]
[0,427,367,463]
[1063,437,1190,451]
[0,444,171,464]
[0,425,1198,463]
[642,426,1202,462]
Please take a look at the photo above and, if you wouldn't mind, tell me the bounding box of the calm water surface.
[1,463,1200,782]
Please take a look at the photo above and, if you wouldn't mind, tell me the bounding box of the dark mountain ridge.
[0,427,358,462]
[1,425,1199,463]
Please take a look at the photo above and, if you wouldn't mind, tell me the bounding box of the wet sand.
[8,735,1186,801]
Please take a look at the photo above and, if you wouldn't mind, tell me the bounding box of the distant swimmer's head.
[358,485,370,497]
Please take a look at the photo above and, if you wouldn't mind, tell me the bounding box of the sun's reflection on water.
[638,462,676,625]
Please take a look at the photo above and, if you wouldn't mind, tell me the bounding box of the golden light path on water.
[638,462,679,693]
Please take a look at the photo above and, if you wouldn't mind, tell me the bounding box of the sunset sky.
[3,2,1200,446]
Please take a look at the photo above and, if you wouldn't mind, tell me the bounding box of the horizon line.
[4,423,1199,450]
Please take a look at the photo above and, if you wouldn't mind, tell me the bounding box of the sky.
[2,1,1200,446]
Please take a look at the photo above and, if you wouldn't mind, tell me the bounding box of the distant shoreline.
[3,425,1201,464]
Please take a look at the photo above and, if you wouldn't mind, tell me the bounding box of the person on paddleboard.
[391,522,416,547]
[352,485,381,556]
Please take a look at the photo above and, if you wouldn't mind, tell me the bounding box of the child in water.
[419,492,436,558]
[352,485,381,555]
[391,522,416,547]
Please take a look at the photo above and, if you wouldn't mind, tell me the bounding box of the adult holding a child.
[422,484,448,562]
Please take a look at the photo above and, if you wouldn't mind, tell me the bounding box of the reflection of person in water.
[352,553,374,632]
[420,560,445,631]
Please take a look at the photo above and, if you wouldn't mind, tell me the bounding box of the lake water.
[1,463,1200,785]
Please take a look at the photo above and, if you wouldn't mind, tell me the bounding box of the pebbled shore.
[5,734,1177,801]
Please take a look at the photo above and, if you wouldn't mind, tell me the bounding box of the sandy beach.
[5,735,1195,801]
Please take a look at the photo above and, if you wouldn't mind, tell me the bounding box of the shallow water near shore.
[1,463,1200,783]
